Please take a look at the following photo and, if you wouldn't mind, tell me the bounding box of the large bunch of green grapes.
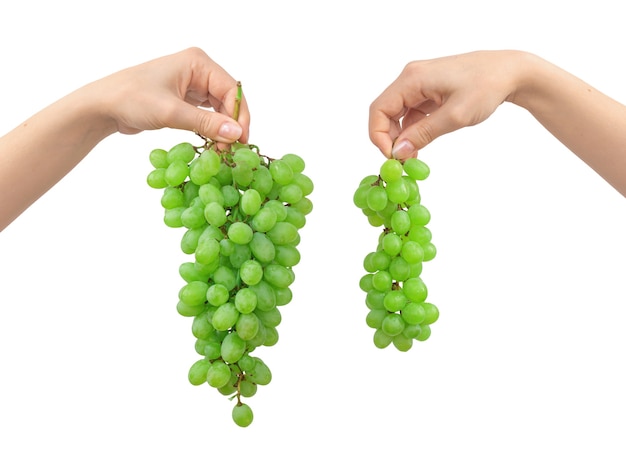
[354,157,439,352]
[147,138,313,427]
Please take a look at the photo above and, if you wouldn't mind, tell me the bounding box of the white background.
[1,1,625,461]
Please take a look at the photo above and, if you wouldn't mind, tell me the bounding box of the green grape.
[353,184,371,209]
[206,360,231,388]
[176,300,206,317]
[199,148,221,176]
[408,204,431,226]
[380,158,404,183]
[232,403,254,427]
[365,290,386,310]
[165,159,189,187]
[278,183,303,204]
[389,256,411,282]
[239,380,257,398]
[254,307,282,328]
[233,146,261,168]
[204,202,227,227]
[167,142,196,164]
[382,313,405,336]
[263,326,279,346]
[194,237,220,265]
[392,333,413,352]
[229,243,252,268]
[273,245,301,267]
[400,240,424,264]
[383,289,407,312]
[292,197,313,216]
[232,162,254,187]
[269,159,294,185]
[274,286,292,306]
[181,204,206,229]
[234,287,258,314]
[422,302,440,324]
[241,189,262,216]
[366,185,388,211]
[372,270,392,292]
[385,179,410,204]
[198,183,224,205]
[284,208,306,229]
[382,233,403,256]
[180,226,205,255]
[149,148,169,168]
[373,329,393,349]
[264,199,288,221]
[422,242,437,261]
[263,263,294,288]
[249,281,277,311]
[291,172,314,196]
[188,359,210,386]
[266,221,298,245]
[247,358,271,385]
[239,259,264,286]
[161,187,185,209]
[147,168,168,189]
[191,319,213,341]
[355,156,438,350]
[251,207,277,233]
[359,274,374,292]
[206,283,230,307]
[401,302,426,325]
[148,136,313,426]
[179,281,209,306]
[249,232,276,263]
[281,153,305,173]
[403,157,430,180]
[366,309,387,329]
[221,332,246,363]
[212,302,239,331]
[235,313,260,340]
[228,222,254,245]
[390,210,411,235]
[403,277,428,303]
[250,166,274,196]
[221,184,240,207]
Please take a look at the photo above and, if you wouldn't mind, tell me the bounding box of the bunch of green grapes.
[146,138,313,427]
[353,157,439,352]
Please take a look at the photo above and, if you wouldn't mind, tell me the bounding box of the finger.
[391,102,469,159]
[369,100,407,158]
[164,100,244,143]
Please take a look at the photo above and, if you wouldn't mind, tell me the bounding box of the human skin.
[0,47,251,232]
[369,50,626,197]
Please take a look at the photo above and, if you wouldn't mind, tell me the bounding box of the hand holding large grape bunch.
[146,84,313,427]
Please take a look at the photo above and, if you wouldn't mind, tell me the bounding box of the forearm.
[510,52,626,196]
[0,86,117,231]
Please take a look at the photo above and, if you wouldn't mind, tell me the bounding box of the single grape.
[232,403,254,427]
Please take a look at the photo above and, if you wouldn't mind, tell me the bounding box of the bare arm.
[0,47,250,231]
[369,50,626,197]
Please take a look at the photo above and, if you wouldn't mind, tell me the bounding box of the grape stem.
[233,81,243,122]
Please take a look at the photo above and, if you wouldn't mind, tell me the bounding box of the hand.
[93,46,250,143]
[368,50,521,160]
[0,47,251,231]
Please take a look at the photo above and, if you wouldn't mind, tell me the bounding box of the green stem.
[233,81,243,122]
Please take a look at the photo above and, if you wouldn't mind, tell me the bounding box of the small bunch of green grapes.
[146,138,313,427]
[353,157,439,352]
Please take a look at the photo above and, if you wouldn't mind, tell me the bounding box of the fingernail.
[391,140,416,159]
[218,122,242,139]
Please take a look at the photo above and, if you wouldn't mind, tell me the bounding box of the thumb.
[167,102,244,143]
[391,108,462,160]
